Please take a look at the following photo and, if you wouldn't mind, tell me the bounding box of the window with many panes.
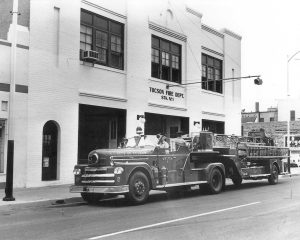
[151,35,181,83]
[201,54,223,93]
[80,10,124,70]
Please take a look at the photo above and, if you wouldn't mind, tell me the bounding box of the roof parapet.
[222,28,242,40]
[185,6,203,19]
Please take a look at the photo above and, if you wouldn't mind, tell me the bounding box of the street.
[1,176,300,240]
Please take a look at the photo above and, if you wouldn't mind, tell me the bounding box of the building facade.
[0,0,242,188]
[242,102,278,124]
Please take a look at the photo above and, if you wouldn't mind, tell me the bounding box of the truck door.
[157,140,189,185]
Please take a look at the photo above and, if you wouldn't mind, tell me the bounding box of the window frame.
[80,9,124,70]
[151,35,182,83]
[201,53,223,94]
[202,119,224,134]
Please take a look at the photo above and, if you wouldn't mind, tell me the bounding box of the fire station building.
[0,0,242,188]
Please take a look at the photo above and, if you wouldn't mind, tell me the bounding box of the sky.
[184,0,300,112]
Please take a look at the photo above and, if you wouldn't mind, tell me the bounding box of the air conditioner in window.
[82,50,99,62]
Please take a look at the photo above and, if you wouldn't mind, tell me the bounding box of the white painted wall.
[26,0,81,187]
[0,23,29,186]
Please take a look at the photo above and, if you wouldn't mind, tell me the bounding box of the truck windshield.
[125,135,158,148]
[125,136,141,148]
[138,135,158,147]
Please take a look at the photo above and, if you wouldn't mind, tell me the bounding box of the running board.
[249,174,271,178]
[155,180,207,189]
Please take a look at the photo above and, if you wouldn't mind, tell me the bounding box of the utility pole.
[3,0,19,201]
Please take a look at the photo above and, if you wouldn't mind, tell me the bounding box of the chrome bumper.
[70,185,129,194]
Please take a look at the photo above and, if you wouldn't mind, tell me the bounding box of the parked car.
[290,162,300,168]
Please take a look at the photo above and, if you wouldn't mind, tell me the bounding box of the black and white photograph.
[0,0,300,239]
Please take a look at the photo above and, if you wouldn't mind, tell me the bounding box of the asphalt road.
[1,176,300,240]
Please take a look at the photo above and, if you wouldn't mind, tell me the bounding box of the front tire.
[208,168,223,194]
[81,193,104,204]
[126,171,150,204]
[268,164,279,185]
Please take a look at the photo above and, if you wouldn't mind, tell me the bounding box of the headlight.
[114,167,124,175]
[88,153,99,164]
[73,168,81,175]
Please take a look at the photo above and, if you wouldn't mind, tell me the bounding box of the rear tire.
[81,193,104,204]
[268,164,279,185]
[207,168,223,194]
[126,171,150,204]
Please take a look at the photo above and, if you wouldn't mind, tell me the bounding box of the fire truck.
[70,131,290,204]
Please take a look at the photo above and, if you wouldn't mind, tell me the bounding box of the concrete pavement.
[0,184,81,207]
[1,167,300,207]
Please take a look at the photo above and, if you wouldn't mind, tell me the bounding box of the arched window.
[42,121,59,181]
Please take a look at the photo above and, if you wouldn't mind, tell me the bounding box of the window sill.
[201,89,224,97]
[80,61,126,75]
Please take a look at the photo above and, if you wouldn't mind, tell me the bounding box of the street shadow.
[74,179,289,208]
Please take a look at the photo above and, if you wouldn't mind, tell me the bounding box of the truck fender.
[199,162,226,188]
[221,156,243,179]
[115,162,156,189]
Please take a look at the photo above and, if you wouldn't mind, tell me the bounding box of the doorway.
[78,104,126,164]
[42,121,59,181]
[144,112,189,137]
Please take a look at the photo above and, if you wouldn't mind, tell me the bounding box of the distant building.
[242,99,300,166]
[241,102,278,123]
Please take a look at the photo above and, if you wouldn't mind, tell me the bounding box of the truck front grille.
[81,167,115,186]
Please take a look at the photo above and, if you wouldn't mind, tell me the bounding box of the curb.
[0,197,84,209]
[280,173,300,178]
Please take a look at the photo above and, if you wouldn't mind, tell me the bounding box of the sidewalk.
[1,168,300,208]
[0,184,81,207]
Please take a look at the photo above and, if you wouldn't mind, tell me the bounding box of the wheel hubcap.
[134,180,145,196]
[212,174,220,188]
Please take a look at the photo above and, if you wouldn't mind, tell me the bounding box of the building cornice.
[201,24,224,38]
[149,21,187,42]
[148,102,187,111]
[223,28,242,40]
[79,92,127,102]
[201,46,224,57]
[185,6,202,19]
[202,111,225,117]
[81,0,127,19]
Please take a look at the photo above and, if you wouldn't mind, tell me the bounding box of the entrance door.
[109,118,118,148]
[42,121,58,181]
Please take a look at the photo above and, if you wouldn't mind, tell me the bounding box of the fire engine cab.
[70,131,290,204]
